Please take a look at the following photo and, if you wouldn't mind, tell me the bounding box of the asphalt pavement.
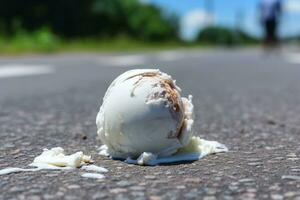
[1,49,300,200]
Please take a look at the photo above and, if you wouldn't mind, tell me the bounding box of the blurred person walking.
[259,0,282,48]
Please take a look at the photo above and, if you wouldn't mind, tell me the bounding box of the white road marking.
[0,65,55,78]
[285,53,300,64]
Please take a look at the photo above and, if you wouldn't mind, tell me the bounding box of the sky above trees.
[144,0,300,40]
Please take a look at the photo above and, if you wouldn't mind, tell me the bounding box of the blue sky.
[143,0,300,40]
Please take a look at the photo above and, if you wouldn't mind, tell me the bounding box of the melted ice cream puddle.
[0,167,38,175]
[0,147,107,179]
[31,147,92,168]
[100,137,228,166]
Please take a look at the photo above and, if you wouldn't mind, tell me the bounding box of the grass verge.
[0,28,258,55]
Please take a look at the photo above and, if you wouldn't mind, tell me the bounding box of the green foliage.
[0,27,60,53]
[91,0,178,41]
[0,0,178,41]
[126,6,173,40]
[34,28,60,51]
[0,34,186,54]
[197,26,258,46]
[197,26,237,46]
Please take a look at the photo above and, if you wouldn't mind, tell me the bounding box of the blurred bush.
[197,26,258,46]
[0,27,60,53]
[0,0,178,41]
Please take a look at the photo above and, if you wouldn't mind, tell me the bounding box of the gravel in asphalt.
[0,49,300,199]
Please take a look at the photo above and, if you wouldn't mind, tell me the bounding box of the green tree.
[197,26,238,46]
[92,0,178,41]
[0,0,179,41]
[197,26,258,46]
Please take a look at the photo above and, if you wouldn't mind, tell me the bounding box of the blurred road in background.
[0,48,299,101]
[1,49,300,199]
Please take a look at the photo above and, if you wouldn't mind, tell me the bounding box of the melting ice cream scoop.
[96,69,228,165]
[96,69,193,159]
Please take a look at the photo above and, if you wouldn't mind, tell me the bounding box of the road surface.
[1,49,300,200]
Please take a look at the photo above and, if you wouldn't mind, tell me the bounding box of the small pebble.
[92,192,108,199]
[145,175,156,180]
[239,178,255,183]
[271,194,283,200]
[203,196,217,200]
[149,196,162,200]
[26,195,41,200]
[282,175,300,180]
[67,185,81,189]
[284,192,299,198]
[110,188,128,194]
[247,162,262,166]
[130,186,145,191]
[116,180,135,187]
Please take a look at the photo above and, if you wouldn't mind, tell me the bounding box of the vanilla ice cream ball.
[96,69,194,159]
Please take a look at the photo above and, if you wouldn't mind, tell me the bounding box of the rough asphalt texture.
[0,49,300,200]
